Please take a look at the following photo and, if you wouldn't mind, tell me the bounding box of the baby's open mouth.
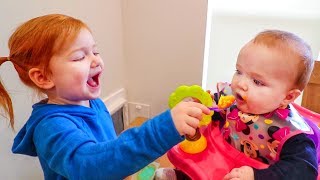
[87,73,100,87]
[236,93,246,102]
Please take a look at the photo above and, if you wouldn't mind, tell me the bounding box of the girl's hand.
[170,101,210,136]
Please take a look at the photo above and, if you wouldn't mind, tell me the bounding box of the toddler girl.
[0,14,210,180]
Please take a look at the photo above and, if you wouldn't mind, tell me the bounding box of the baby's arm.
[224,133,318,180]
[253,133,318,180]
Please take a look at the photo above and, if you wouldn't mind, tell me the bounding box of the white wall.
[211,0,320,18]
[122,0,208,117]
[0,1,125,179]
[204,0,320,105]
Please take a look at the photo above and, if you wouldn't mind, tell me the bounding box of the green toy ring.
[169,85,213,126]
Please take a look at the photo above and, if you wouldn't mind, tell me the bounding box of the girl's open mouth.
[87,72,101,87]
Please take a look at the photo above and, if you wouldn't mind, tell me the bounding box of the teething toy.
[169,85,214,154]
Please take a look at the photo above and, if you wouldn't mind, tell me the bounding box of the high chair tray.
[168,103,320,179]
[167,123,268,180]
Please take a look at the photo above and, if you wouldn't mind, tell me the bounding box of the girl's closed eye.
[71,52,85,61]
[73,56,85,61]
[93,46,99,56]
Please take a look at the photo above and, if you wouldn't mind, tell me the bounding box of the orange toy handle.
[186,128,201,141]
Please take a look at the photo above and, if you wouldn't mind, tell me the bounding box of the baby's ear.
[280,89,301,108]
[28,68,54,90]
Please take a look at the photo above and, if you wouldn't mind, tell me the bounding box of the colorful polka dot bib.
[217,83,313,164]
[223,104,312,164]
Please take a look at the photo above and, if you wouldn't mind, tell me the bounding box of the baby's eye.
[235,70,242,75]
[93,52,100,56]
[253,79,264,86]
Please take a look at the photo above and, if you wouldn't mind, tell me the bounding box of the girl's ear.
[28,68,54,90]
[280,89,301,108]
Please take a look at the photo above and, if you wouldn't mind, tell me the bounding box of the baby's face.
[231,43,299,114]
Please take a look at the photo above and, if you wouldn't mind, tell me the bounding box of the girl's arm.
[33,110,183,180]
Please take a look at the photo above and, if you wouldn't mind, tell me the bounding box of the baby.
[156,30,318,180]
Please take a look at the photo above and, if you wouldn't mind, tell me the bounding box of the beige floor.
[125,117,174,179]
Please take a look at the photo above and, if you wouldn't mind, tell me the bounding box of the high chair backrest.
[292,103,320,164]
[302,61,320,113]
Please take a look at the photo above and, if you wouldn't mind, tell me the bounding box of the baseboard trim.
[102,88,129,127]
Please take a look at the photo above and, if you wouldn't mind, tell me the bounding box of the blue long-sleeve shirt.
[12,98,184,180]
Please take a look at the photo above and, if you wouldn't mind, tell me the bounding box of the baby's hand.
[223,166,254,180]
[170,101,210,136]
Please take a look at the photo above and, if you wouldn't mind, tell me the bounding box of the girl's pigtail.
[0,57,14,129]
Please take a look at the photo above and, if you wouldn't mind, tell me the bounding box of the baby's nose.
[238,79,248,91]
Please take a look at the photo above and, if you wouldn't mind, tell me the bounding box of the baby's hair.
[252,30,314,90]
[0,14,90,128]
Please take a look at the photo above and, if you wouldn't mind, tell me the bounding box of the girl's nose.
[90,56,101,68]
